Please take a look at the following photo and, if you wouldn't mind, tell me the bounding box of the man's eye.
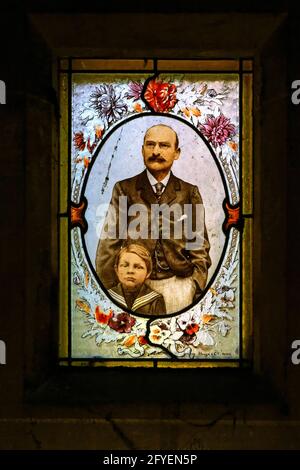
[160,144,169,148]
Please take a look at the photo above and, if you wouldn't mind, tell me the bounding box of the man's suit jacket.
[95,170,211,292]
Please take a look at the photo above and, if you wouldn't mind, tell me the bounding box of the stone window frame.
[24,10,288,410]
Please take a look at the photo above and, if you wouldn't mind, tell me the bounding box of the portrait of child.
[108,243,167,316]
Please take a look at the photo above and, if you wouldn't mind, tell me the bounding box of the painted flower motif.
[173,314,201,345]
[133,102,143,113]
[108,312,136,333]
[73,131,86,151]
[176,83,201,114]
[199,114,236,148]
[149,323,171,345]
[194,330,214,347]
[95,125,104,140]
[228,140,238,152]
[144,78,177,112]
[73,272,81,285]
[180,332,197,345]
[218,321,231,337]
[87,126,104,154]
[222,289,235,302]
[138,335,148,346]
[185,322,200,336]
[122,335,137,347]
[89,85,127,123]
[176,311,198,331]
[83,155,90,168]
[76,299,91,315]
[206,88,218,98]
[125,81,144,101]
[95,306,113,324]
[219,288,235,308]
[80,109,95,126]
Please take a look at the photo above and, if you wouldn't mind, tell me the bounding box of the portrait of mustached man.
[96,124,211,314]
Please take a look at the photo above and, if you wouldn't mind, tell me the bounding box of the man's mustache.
[147,155,166,163]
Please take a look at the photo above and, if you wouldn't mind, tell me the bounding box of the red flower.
[95,306,113,324]
[73,131,86,151]
[108,312,136,333]
[199,114,236,148]
[138,335,148,346]
[95,125,104,140]
[144,78,177,113]
[133,102,143,113]
[87,136,97,154]
[83,155,90,168]
[185,323,200,336]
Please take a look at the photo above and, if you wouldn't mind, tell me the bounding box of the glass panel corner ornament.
[64,65,245,364]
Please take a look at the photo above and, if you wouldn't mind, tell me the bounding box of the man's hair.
[143,124,179,149]
[115,243,153,275]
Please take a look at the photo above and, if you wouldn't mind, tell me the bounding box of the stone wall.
[0,1,299,450]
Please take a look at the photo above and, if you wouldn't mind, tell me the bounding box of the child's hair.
[114,243,153,275]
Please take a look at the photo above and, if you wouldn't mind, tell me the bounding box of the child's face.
[116,251,149,290]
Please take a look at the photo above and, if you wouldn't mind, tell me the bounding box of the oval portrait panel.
[83,114,227,317]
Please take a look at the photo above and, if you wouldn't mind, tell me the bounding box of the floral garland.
[72,226,238,359]
[72,77,239,201]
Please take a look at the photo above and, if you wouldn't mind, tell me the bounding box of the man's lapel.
[136,170,157,205]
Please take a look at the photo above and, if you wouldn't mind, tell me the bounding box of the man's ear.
[174,148,181,160]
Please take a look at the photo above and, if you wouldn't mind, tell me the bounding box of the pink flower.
[199,114,236,148]
[126,81,144,101]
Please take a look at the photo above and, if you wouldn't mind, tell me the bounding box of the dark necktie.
[154,182,164,201]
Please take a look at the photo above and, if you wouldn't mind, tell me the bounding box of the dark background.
[0,0,299,450]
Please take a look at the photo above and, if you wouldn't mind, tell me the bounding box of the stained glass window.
[59,59,253,367]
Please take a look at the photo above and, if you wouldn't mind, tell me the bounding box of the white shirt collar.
[146,169,171,191]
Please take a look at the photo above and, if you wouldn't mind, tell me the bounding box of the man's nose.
[126,266,134,273]
[153,143,160,154]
